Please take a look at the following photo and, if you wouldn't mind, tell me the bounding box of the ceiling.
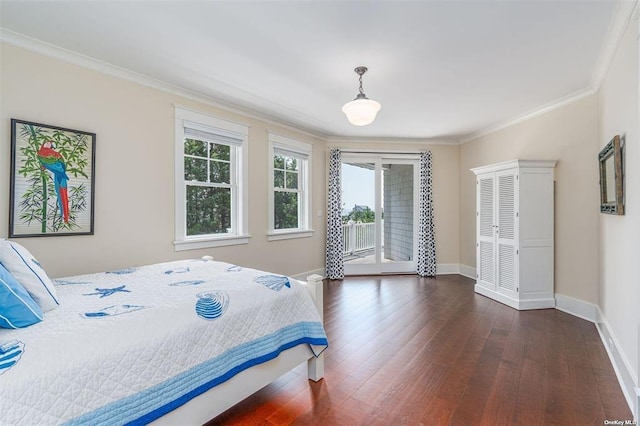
[0,1,624,141]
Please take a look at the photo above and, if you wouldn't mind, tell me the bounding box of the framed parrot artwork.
[9,119,96,237]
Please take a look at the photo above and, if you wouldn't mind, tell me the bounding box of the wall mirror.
[599,135,624,215]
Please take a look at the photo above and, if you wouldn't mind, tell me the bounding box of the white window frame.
[268,133,313,241]
[174,106,249,250]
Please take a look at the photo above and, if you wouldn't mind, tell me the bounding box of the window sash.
[185,185,233,236]
[267,133,311,237]
[175,107,248,249]
[184,142,237,237]
[184,141,232,185]
[274,190,300,230]
[272,156,306,231]
[274,187,300,194]
[273,164,300,190]
[186,181,233,189]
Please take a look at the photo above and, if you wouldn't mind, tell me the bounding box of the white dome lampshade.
[342,94,382,126]
[342,66,381,126]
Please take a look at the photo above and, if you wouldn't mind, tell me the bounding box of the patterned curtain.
[325,149,344,279]
[417,151,436,277]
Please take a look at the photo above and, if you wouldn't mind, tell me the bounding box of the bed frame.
[151,274,325,425]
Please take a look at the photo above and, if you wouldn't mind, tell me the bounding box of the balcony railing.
[342,221,381,255]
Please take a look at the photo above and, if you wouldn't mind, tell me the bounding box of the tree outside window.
[184,138,233,236]
[175,107,248,250]
[267,134,311,240]
[273,154,300,230]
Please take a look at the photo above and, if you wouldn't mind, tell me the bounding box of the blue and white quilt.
[0,259,328,425]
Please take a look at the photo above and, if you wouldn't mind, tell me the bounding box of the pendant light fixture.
[342,66,381,126]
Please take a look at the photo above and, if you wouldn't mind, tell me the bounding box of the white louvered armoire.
[471,160,556,310]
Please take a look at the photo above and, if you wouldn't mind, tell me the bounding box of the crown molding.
[459,87,595,144]
[2,0,635,148]
[590,0,638,91]
[325,136,459,146]
[0,28,329,141]
[461,0,637,146]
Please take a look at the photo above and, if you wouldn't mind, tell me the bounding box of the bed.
[0,255,327,425]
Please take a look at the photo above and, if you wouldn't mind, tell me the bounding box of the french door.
[341,153,419,275]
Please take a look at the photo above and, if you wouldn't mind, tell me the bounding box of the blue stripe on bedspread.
[64,321,328,426]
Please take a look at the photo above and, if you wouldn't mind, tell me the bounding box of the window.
[174,107,249,250]
[268,133,312,241]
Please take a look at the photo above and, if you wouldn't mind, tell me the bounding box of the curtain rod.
[336,149,424,155]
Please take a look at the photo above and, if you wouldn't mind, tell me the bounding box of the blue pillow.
[0,263,44,329]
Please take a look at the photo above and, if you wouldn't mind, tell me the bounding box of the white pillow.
[0,240,59,312]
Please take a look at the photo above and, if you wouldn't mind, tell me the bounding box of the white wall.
[0,42,462,280]
[597,11,639,415]
[458,8,640,416]
[0,43,327,278]
[459,95,600,303]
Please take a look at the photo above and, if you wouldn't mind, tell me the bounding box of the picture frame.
[598,134,624,215]
[10,119,96,237]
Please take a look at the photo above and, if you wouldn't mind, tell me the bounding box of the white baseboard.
[305,264,637,419]
[545,294,636,418]
[554,293,598,322]
[595,307,638,420]
[436,263,459,275]
[312,263,474,278]
[458,264,476,279]
[475,284,554,310]
[554,294,637,417]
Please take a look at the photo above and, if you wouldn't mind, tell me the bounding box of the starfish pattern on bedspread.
[164,267,190,274]
[83,285,131,298]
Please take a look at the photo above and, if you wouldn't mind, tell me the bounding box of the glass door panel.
[381,162,415,269]
[342,154,418,275]
[341,161,377,272]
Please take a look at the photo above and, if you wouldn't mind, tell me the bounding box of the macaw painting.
[10,119,95,237]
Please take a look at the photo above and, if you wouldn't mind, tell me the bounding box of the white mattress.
[0,259,327,425]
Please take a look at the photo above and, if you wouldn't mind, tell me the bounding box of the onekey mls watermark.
[604,420,637,425]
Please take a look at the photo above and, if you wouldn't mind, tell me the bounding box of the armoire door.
[472,159,555,310]
[476,174,495,290]
[496,170,518,298]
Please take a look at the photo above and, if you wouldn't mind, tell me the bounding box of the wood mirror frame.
[599,135,624,215]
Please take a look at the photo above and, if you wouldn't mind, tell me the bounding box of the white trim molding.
[435,264,460,275]
[554,293,598,323]
[0,28,330,141]
[590,0,639,91]
[326,136,458,146]
[174,107,250,251]
[267,133,313,240]
[267,230,313,241]
[458,264,476,280]
[595,307,638,419]
[460,273,636,417]
[174,235,250,251]
[548,293,638,418]
[461,0,639,146]
[636,387,640,421]
[460,88,594,144]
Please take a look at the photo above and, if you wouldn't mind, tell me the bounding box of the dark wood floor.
[210,274,632,425]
